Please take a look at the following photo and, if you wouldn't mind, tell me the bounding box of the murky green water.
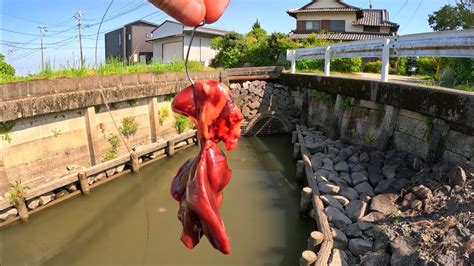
[0,136,313,266]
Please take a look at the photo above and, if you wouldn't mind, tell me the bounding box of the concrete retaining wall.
[280,73,474,167]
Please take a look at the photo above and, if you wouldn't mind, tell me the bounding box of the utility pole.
[74,10,84,68]
[38,25,47,71]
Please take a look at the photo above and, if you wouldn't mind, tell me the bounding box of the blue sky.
[1,0,456,75]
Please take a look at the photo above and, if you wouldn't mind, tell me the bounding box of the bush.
[120,117,139,138]
[364,61,382,73]
[0,54,15,76]
[331,58,361,73]
[416,57,437,76]
[175,115,192,134]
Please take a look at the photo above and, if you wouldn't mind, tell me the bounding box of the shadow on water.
[1,135,314,266]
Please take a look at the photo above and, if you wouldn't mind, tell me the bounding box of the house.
[287,0,399,41]
[146,20,229,66]
[105,20,158,63]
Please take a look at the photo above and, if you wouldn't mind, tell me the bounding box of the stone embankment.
[296,126,473,266]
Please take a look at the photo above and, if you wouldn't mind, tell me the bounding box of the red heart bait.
[171,80,243,254]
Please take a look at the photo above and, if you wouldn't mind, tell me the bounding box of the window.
[328,20,345,32]
[118,34,122,46]
[364,26,380,32]
[128,34,132,41]
[305,20,321,31]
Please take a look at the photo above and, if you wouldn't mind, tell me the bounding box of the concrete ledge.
[280,73,474,132]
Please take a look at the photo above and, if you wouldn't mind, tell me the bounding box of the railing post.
[381,38,391,82]
[324,46,331,76]
[288,50,296,74]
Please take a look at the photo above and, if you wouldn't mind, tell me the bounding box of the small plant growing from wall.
[349,127,357,138]
[159,105,170,125]
[421,115,434,141]
[0,121,15,143]
[51,128,62,138]
[104,134,120,161]
[358,107,370,117]
[310,90,336,107]
[7,181,29,205]
[175,115,192,134]
[365,133,378,144]
[127,99,138,107]
[341,97,352,111]
[120,117,139,138]
[165,94,176,102]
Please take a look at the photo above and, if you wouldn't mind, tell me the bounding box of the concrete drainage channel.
[0,131,197,228]
[293,125,473,266]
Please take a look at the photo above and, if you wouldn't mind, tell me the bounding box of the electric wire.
[405,0,423,27]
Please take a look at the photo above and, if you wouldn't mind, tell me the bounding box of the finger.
[203,0,230,24]
[149,0,206,26]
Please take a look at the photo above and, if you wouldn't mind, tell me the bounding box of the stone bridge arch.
[244,112,293,136]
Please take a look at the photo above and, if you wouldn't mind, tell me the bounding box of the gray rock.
[332,228,348,248]
[365,224,395,251]
[370,194,399,215]
[39,192,55,206]
[361,212,386,222]
[321,195,345,211]
[361,251,390,266]
[348,154,359,164]
[349,238,373,256]
[352,171,369,185]
[359,152,370,163]
[116,164,126,173]
[306,142,326,154]
[345,200,367,221]
[325,206,352,228]
[27,198,40,210]
[105,168,116,177]
[340,172,352,185]
[382,165,398,179]
[329,248,349,266]
[412,185,432,200]
[314,169,330,183]
[368,173,384,187]
[66,183,78,192]
[319,182,341,195]
[344,223,363,238]
[390,237,418,266]
[395,168,416,179]
[351,163,367,173]
[356,221,374,231]
[55,190,69,199]
[370,151,385,165]
[374,179,395,194]
[322,162,335,171]
[335,161,350,172]
[333,195,350,206]
[368,164,382,175]
[311,156,324,170]
[340,186,359,200]
[0,208,18,221]
[87,176,95,185]
[94,172,105,182]
[354,182,375,196]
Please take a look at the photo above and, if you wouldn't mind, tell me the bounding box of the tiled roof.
[288,7,359,14]
[288,32,391,41]
[354,9,399,27]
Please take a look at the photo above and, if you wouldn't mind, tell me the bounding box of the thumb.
[149,0,206,26]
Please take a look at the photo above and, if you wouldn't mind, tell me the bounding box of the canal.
[1,135,314,266]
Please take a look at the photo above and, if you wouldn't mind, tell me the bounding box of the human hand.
[149,0,229,26]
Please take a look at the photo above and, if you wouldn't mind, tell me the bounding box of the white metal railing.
[286,29,474,82]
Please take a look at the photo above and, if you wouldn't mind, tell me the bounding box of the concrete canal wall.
[280,73,474,167]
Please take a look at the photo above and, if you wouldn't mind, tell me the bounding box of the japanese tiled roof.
[288,32,391,41]
[354,9,399,27]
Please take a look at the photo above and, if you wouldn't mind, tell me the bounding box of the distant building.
[287,0,399,41]
[146,20,229,66]
[104,20,158,63]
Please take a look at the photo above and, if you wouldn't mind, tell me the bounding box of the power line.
[393,0,409,18]
[405,0,423,26]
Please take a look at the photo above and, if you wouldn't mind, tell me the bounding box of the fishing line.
[95,1,150,265]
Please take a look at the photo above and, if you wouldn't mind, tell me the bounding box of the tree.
[428,4,472,31]
[0,54,15,76]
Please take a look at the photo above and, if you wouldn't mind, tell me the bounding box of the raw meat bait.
[170,80,243,254]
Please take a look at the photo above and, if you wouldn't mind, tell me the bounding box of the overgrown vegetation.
[104,134,120,162]
[120,117,139,138]
[7,181,29,204]
[0,60,205,84]
[358,107,370,117]
[175,115,192,134]
[159,105,170,125]
[51,128,61,138]
[310,90,336,107]
[341,97,352,111]
[421,115,434,141]
[0,54,15,77]
[365,133,378,144]
[0,121,15,143]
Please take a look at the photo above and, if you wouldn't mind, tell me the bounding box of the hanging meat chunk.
[170,80,243,254]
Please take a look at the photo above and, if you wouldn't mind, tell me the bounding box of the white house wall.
[152,36,183,63]
[297,12,360,32]
[183,36,218,66]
